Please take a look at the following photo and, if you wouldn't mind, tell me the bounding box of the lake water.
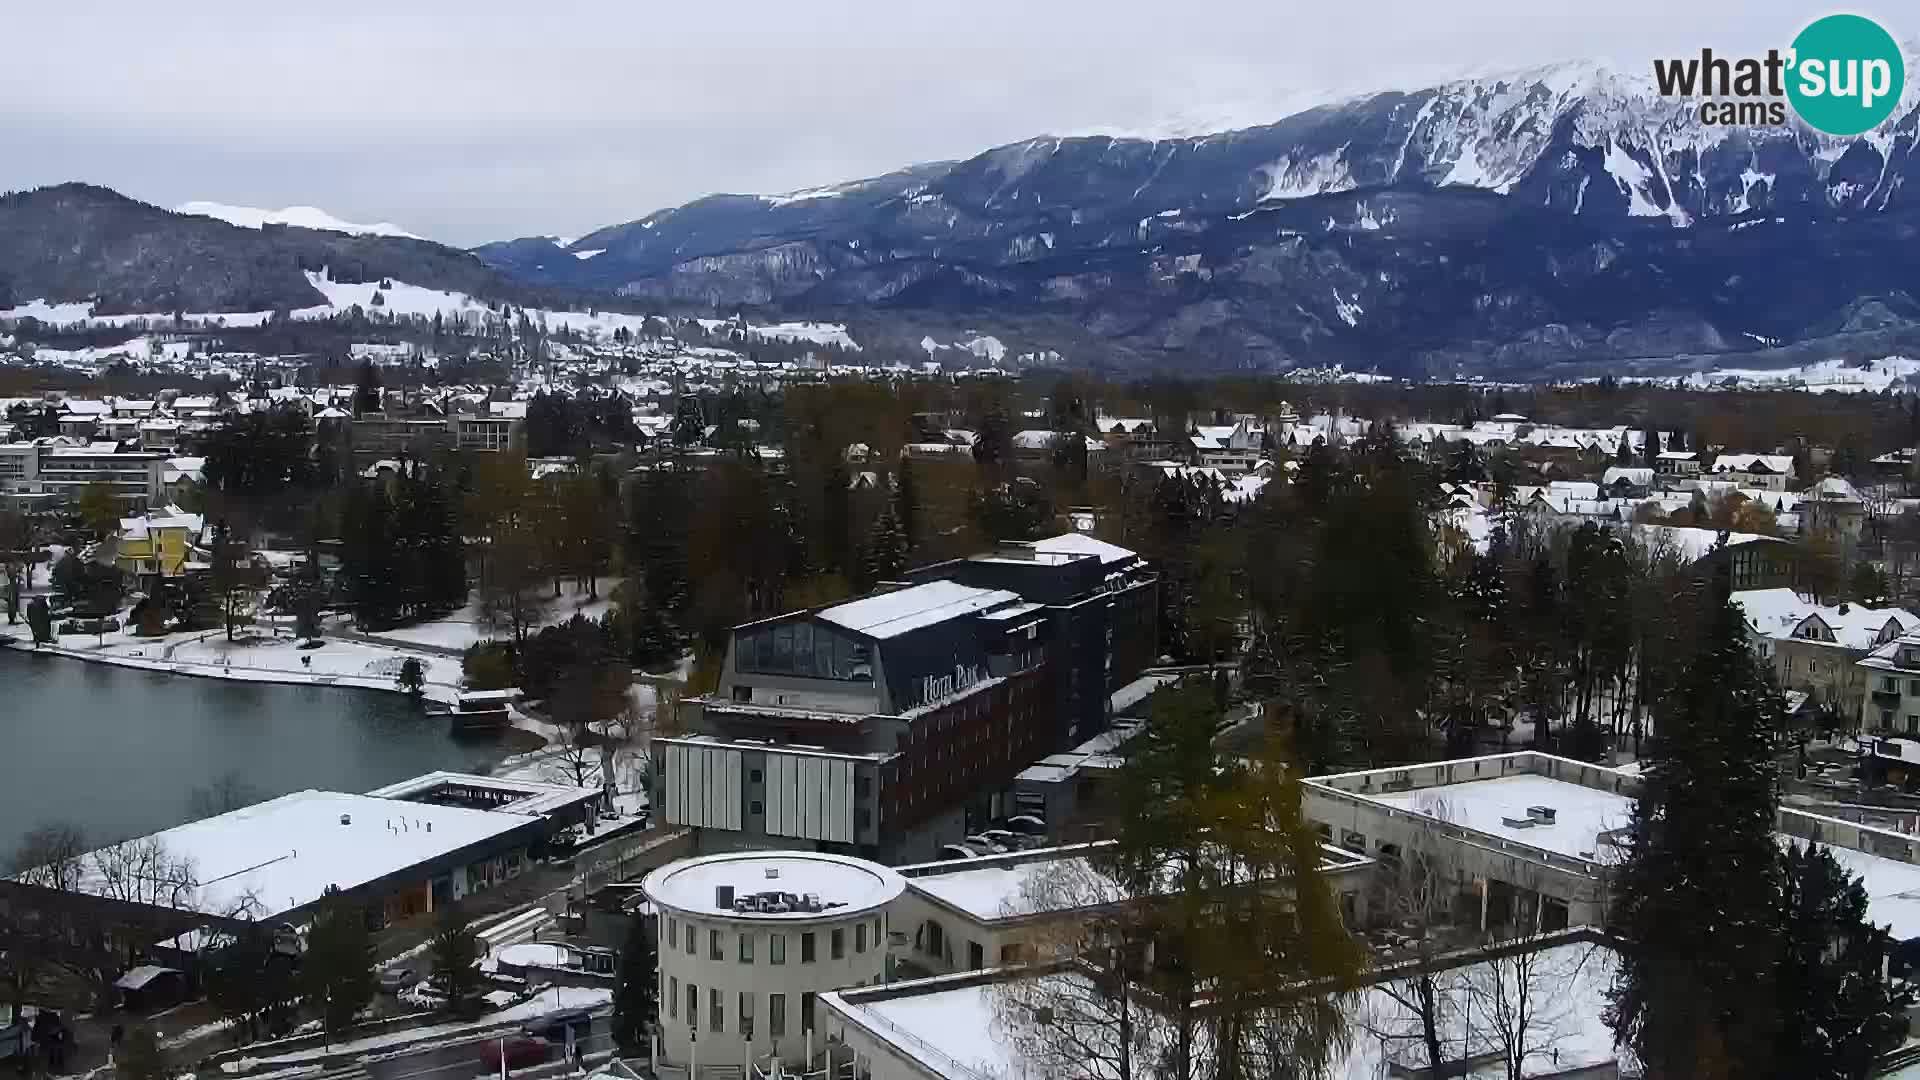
[0,649,527,855]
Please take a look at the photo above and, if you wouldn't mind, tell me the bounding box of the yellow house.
[114,510,203,580]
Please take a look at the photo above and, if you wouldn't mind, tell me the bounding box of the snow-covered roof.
[114,965,180,991]
[362,771,603,819]
[1364,773,1633,862]
[1733,588,1916,650]
[818,581,1020,639]
[1807,475,1865,503]
[642,851,904,920]
[1711,453,1793,476]
[1631,524,1783,562]
[67,790,535,919]
[1602,467,1653,487]
[1028,532,1139,567]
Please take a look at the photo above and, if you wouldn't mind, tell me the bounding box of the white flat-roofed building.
[820,933,1625,1080]
[643,851,906,1069]
[38,444,165,505]
[1304,753,1636,933]
[891,840,1375,978]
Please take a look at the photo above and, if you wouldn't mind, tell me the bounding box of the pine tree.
[1773,843,1912,1078]
[1605,567,1784,1077]
[895,455,920,555]
[428,904,482,1010]
[351,360,382,416]
[300,888,376,1044]
[611,913,659,1053]
[864,507,907,584]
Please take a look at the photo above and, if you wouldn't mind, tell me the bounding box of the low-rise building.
[1709,452,1795,491]
[37,443,166,505]
[113,508,205,582]
[889,840,1375,979]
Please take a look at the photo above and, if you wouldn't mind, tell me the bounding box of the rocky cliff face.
[477,57,1920,377]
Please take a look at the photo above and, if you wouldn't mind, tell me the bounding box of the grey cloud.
[0,0,1867,245]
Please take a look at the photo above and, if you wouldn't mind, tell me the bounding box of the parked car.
[1005,815,1048,836]
[937,844,976,861]
[963,835,1009,855]
[481,1037,552,1071]
[378,966,421,993]
[981,828,1023,849]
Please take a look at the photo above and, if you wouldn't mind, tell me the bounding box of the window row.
[662,977,822,1039]
[662,916,887,963]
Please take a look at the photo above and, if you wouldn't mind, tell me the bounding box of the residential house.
[1654,450,1703,478]
[1710,453,1795,491]
[1601,466,1654,498]
[1734,588,1916,725]
[112,509,206,583]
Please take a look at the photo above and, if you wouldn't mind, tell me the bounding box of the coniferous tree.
[300,889,376,1044]
[611,914,659,1053]
[428,904,482,1010]
[894,455,920,556]
[1773,843,1912,1078]
[351,360,382,416]
[864,507,907,584]
[1606,568,1784,1078]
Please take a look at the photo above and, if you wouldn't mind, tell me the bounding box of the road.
[354,1024,615,1080]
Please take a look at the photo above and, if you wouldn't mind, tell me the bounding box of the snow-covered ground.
[358,578,620,653]
[2,624,462,704]
[1656,356,1920,393]
[174,202,424,240]
[218,987,611,1071]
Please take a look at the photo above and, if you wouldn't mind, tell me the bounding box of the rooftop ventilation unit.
[1501,814,1536,829]
[1527,806,1557,824]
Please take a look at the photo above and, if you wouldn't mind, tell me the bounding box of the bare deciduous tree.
[1463,937,1597,1080]
[1366,797,1471,1077]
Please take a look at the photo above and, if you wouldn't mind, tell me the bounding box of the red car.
[480,1037,552,1072]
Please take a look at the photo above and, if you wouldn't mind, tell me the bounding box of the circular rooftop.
[642,851,905,921]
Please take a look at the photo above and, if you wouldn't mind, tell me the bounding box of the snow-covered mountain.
[175,201,424,240]
[468,49,1920,378]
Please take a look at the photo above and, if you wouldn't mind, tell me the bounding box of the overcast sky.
[0,1,1884,246]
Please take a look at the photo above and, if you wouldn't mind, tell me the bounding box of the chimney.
[765,867,780,880]
[339,814,351,826]
[716,885,735,909]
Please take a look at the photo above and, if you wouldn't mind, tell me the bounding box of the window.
[1001,943,1027,964]
[771,933,785,964]
[968,941,984,970]
[686,927,695,955]
[740,932,754,963]
[710,929,723,961]
[740,992,754,1038]
[750,769,763,783]
[924,920,944,957]
[666,918,676,949]
[1909,680,1920,698]
[687,983,698,1030]
[832,928,845,959]
[801,932,815,962]
[1886,676,1900,694]
[801,991,816,1034]
[855,924,866,953]
[732,685,752,703]
[711,988,724,1033]
[750,801,763,815]
[770,993,786,1038]
[668,976,678,1018]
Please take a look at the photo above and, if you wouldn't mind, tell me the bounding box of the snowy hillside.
[175,201,425,240]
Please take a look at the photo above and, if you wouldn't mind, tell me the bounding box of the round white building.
[643,850,905,1070]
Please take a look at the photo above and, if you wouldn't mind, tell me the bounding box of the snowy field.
[2,624,462,704]
[358,577,620,653]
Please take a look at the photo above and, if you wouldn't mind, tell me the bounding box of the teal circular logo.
[1786,14,1904,136]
